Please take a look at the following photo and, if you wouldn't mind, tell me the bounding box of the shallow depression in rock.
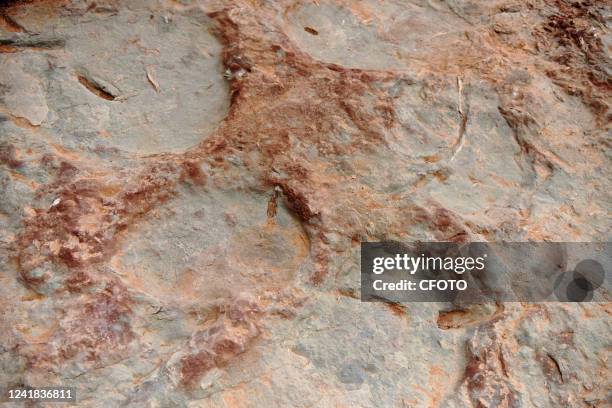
[111,188,309,305]
[1,1,230,155]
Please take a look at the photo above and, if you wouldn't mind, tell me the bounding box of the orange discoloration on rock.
[179,160,207,186]
[0,142,23,168]
[2,0,610,404]
[170,297,262,388]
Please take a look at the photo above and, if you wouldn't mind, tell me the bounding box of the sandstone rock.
[0,0,610,407]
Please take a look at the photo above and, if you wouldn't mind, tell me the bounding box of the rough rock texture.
[0,0,610,407]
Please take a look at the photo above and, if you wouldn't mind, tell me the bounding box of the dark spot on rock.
[277,184,317,222]
[0,142,23,168]
[58,160,77,179]
[385,301,407,317]
[180,351,215,387]
[77,74,116,101]
[304,26,318,35]
[57,247,81,268]
[180,160,207,186]
[64,270,92,293]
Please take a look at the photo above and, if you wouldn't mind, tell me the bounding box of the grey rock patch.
[0,58,48,125]
[286,0,468,70]
[2,1,230,155]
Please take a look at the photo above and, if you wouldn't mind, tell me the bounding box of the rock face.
[0,0,610,407]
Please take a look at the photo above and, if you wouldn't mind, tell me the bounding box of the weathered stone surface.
[0,0,610,407]
[1,0,229,155]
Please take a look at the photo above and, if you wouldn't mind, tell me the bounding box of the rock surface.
[0,0,610,407]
